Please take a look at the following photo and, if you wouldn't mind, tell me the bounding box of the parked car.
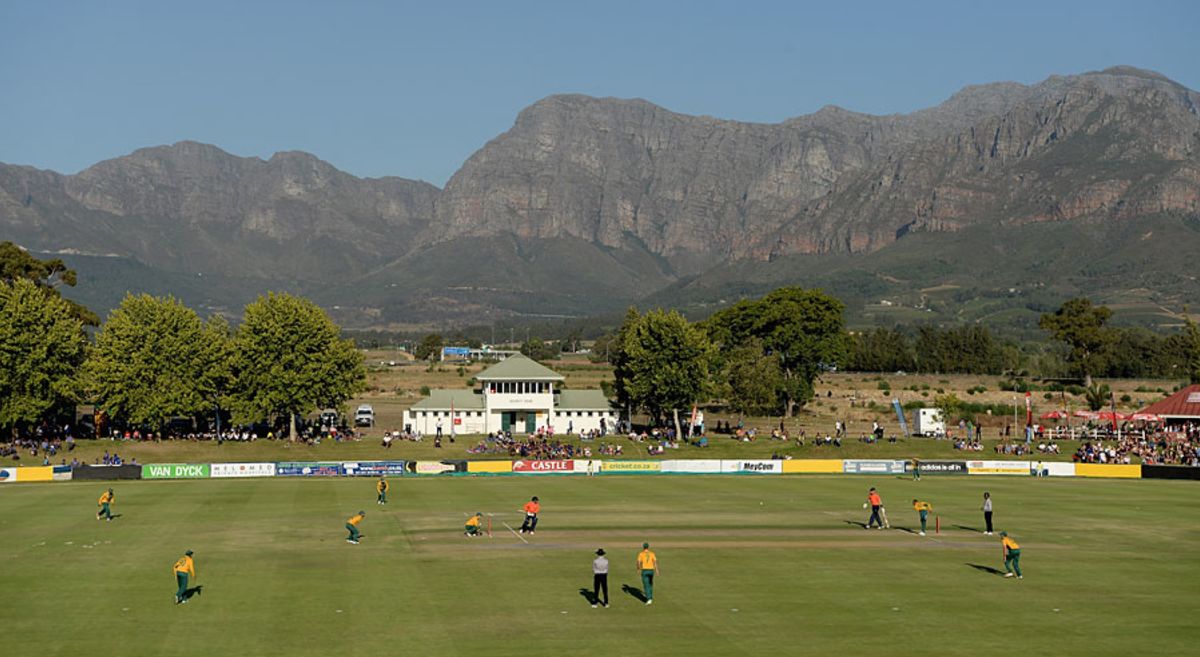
[355,405,375,427]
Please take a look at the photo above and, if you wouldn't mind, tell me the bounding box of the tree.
[1185,314,1200,385]
[85,294,231,430]
[0,241,99,325]
[724,338,784,416]
[0,278,88,432]
[415,333,444,362]
[229,293,365,439]
[619,309,715,438]
[706,288,845,416]
[846,328,915,372]
[608,307,642,417]
[1084,383,1112,412]
[520,337,559,362]
[1039,298,1113,387]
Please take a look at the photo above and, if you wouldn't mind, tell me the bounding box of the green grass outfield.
[2,476,1198,657]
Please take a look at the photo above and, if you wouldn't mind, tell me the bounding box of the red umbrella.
[1129,412,1162,423]
[1074,410,1099,419]
[1094,411,1129,422]
[1039,410,1069,420]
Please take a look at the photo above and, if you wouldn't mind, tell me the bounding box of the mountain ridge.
[2,66,1198,328]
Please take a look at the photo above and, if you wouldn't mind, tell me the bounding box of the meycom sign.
[512,460,574,473]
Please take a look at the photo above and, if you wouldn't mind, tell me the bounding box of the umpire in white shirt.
[592,548,609,607]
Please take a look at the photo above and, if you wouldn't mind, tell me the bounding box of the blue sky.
[1,0,1196,186]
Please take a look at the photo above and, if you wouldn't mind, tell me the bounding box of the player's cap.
[999,531,1008,537]
[185,550,193,556]
[596,548,605,556]
[642,542,649,549]
[359,510,366,515]
[532,496,539,501]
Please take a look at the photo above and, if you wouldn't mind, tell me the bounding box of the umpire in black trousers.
[592,549,609,608]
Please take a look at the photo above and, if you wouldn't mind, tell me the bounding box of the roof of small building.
[556,389,613,410]
[407,389,486,411]
[1139,384,1200,419]
[475,354,565,381]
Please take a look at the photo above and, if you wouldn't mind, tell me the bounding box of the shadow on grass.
[578,588,597,605]
[182,585,204,601]
[621,584,647,603]
[966,563,1005,576]
[953,525,981,533]
[843,520,869,529]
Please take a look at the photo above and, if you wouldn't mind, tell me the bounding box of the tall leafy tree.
[0,278,88,432]
[0,240,99,325]
[723,338,784,416]
[230,293,365,439]
[85,294,229,430]
[706,287,845,416]
[1184,314,1200,385]
[620,309,714,438]
[414,333,444,362]
[1039,298,1113,386]
[608,307,642,417]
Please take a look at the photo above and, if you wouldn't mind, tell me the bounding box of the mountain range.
[3,66,1198,333]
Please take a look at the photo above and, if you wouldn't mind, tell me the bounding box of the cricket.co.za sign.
[142,463,210,479]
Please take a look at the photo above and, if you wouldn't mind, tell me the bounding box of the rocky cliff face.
[1,66,1197,322]
[1,142,438,280]
[433,67,1199,264]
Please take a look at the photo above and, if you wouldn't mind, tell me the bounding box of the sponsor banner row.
[966,460,1030,476]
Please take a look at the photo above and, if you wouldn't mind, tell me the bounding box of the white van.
[355,405,375,427]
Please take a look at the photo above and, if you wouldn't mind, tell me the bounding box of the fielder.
[636,542,658,605]
[1001,531,1023,579]
[97,488,114,521]
[346,511,366,544]
[912,499,933,535]
[376,477,388,505]
[173,550,196,604]
[464,512,484,537]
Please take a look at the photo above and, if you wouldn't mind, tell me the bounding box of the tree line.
[1,250,364,436]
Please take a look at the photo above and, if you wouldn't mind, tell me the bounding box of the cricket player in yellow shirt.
[97,488,114,521]
[464,512,483,537]
[636,542,658,605]
[173,550,196,604]
[346,511,366,544]
[912,499,933,535]
[376,477,388,505]
[1001,532,1022,579]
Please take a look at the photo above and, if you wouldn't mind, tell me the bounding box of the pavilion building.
[402,354,616,435]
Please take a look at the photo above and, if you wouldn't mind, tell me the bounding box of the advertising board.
[600,460,662,473]
[276,462,344,477]
[660,460,722,473]
[908,460,967,475]
[721,460,782,474]
[210,463,277,478]
[781,459,844,474]
[512,460,574,473]
[141,464,210,479]
[843,460,906,474]
[966,460,1032,476]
